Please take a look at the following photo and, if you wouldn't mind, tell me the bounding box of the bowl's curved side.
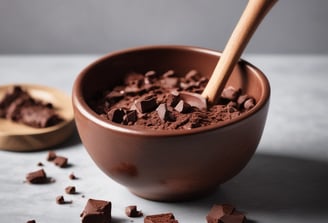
[72,45,271,201]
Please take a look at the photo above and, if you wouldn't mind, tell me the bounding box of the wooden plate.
[0,84,75,151]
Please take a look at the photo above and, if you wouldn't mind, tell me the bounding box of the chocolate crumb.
[56,195,72,205]
[53,156,68,168]
[125,205,143,217]
[80,199,112,223]
[69,172,78,180]
[26,220,36,223]
[37,162,43,167]
[65,186,76,194]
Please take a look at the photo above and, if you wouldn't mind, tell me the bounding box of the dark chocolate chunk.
[144,213,178,223]
[80,199,112,223]
[156,103,176,122]
[174,100,192,113]
[26,220,36,223]
[134,95,158,113]
[166,91,180,107]
[65,186,76,194]
[221,86,241,101]
[123,110,138,124]
[47,151,57,161]
[107,108,125,123]
[53,156,68,168]
[37,162,44,166]
[125,205,143,217]
[26,169,50,184]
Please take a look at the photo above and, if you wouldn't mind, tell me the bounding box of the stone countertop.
[0,54,327,223]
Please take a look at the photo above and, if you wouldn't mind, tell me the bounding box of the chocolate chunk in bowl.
[72,45,270,201]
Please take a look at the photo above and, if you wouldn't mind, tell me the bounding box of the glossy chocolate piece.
[80,199,111,223]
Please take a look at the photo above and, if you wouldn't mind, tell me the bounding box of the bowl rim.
[73,45,270,137]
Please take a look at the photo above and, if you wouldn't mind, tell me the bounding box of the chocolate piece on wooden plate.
[0,84,75,151]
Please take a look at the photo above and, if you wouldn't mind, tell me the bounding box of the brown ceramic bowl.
[72,45,270,201]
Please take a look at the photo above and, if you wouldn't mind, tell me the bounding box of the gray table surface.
[0,54,327,223]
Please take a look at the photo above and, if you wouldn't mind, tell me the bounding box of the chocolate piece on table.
[65,186,76,194]
[206,204,235,223]
[26,220,36,223]
[53,156,68,168]
[125,205,143,217]
[26,169,49,184]
[56,195,72,205]
[47,151,57,161]
[144,213,178,223]
[80,199,112,223]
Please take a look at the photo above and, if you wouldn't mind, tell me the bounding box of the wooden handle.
[202,0,278,104]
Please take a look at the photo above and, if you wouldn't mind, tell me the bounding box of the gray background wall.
[1,0,327,54]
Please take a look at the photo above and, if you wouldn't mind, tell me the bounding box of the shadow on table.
[184,152,328,217]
